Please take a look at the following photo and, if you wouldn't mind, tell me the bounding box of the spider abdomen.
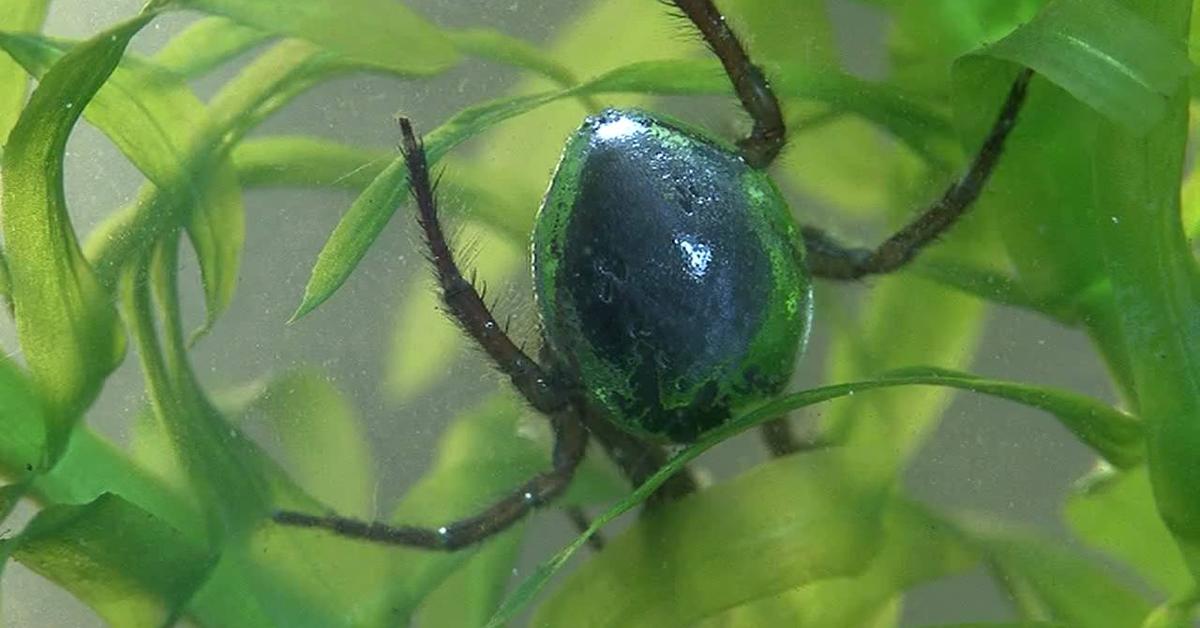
[532,109,812,442]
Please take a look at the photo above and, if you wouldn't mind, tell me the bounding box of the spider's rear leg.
[670,0,785,169]
[273,118,586,550]
[805,69,1035,280]
[275,405,587,550]
[577,399,699,505]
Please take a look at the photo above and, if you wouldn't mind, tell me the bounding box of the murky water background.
[1,1,1112,625]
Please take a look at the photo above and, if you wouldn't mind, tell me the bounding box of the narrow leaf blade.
[170,0,460,75]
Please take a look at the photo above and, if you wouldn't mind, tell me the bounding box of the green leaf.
[152,16,271,77]
[1088,3,1200,579]
[1065,467,1193,597]
[233,136,390,189]
[0,355,47,482]
[919,623,1066,628]
[85,38,355,340]
[34,429,204,541]
[533,449,886,627]
[1141,590,1200,628]
[240,368,374,516]
[697,498,977,628]
[883,367,1143,468]
[957,0,1200,577]
[11,493,215,628]
[961,0,1192,134]
[448,28,580,88]
[0,0,48,143]
[168,0,460,76]
[0,32,246,342]
[488,371,1133,625]
[0,15,147,454]
[123,242,383,626]
[963,519,1153,626]
[138,238,315,533]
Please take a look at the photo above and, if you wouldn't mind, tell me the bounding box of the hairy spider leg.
[272,119,589,550]
[804,68,1035,280]
[671,0,786,169]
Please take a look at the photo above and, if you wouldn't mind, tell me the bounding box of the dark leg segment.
[578,401,699,505]
[671,0,786,169]
[805,69,1035,280]
[564,506,607,552]
[399,117,567,414]
[275,407,588,550]
[274,118,588,549]
[760,417,805,457]
[760,416,835,457]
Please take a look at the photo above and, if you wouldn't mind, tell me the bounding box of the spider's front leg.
[804,68,1035,280]
[273,119,588,551]
[671,0,785,169]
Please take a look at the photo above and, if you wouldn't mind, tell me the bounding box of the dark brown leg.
[564,506,606,552]
[274,118,586,549]
[577,401,699,505]
[275,407,587,550]
[805,69,1035,280]
[671,0,786,169]
[399,116,568,413]
[760,417,805,457]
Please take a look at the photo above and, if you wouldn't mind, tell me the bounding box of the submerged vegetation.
[0,0,1197,626]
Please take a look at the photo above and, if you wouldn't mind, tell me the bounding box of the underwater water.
[0,0,1195,627]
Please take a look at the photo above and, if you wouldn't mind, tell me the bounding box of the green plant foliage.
[486,369,1154,625]
[0,14,141,457]
[694,499,974,626]
[10,493,214,627]
[1065,468,1193,597]
[0,0,1197,626]
[163,0,460,75]
[152,16,271,78]
[0,0,47,145]
[533,449,887,627]
[963,521,1152,625]
[0,31,245,341]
